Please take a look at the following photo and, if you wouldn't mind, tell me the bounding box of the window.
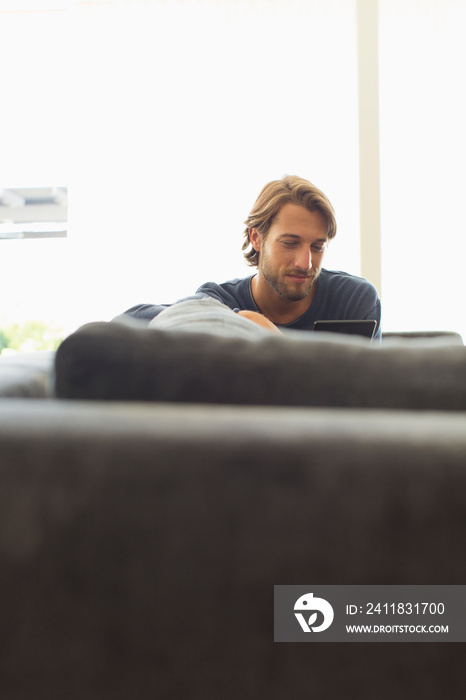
[2,0,360,333]
[0,187,67,239]
[3,0,463,340]
[379,0,466,338]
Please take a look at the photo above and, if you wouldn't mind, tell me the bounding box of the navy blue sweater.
[123,269,382,338]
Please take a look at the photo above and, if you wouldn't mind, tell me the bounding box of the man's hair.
[242,174,337,267]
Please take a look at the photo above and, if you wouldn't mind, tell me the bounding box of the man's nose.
[294,247,312,271]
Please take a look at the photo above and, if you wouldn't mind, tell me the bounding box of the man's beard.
[260,251,319,302]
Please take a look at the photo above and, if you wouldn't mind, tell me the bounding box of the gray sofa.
[1,322,466,699]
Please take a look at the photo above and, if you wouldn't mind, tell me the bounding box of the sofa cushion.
[382,330,464,344]
[0,351,55,398]
[3,400,466,698]
[0,399,466,700]
[54,320,466,410]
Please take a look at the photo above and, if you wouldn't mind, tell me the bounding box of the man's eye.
[282,241,298,247]
[311,245,325,253]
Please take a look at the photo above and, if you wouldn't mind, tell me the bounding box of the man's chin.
[280,290,311,302]
[276,285,314,302]
[261,267,318,302]
[279,276,316,302]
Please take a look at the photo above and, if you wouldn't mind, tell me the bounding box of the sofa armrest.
[0,351,55,398]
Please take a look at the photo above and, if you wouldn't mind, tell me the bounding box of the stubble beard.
[259,252,319,302]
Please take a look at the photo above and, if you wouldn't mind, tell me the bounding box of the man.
[123,175,381,338]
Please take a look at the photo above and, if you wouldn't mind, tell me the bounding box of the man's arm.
[364,299,382,340]
[119,303,170,322]
[121,294,215,322]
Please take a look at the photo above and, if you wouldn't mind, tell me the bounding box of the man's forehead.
[274,203,327,227]
[271,207,329,241]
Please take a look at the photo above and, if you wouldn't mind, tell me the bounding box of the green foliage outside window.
[0,321,64,354]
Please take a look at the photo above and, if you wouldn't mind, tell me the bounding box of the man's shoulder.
[320,268,374,286]
[315,268,382,338]
[197,276,252,292]
[320,268,379,296]
[196,276,255,310]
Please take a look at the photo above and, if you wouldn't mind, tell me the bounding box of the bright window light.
[1,0,359,333]
[379,0,466,339]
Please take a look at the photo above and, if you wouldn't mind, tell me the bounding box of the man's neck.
[250,273,316,325]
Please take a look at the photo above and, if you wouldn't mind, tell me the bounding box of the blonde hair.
[242,175,337,267]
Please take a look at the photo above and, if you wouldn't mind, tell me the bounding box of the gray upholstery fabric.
[55,320,466,410]
[1,400,466,699]
[382,330,464,344]
[0,351,54,398]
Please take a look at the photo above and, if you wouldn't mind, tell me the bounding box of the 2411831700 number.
[366,602,445,615]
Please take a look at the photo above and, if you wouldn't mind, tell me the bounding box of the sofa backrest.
[53,321,466,411]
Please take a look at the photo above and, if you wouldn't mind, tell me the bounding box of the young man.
[123,175,381,338]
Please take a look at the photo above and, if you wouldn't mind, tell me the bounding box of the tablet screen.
[313,320,377,339]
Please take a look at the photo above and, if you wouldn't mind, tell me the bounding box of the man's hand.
[237,310,282,334]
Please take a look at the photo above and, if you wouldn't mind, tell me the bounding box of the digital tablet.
[313,319,377,339]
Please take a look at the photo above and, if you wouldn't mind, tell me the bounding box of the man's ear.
[249,227,261,252]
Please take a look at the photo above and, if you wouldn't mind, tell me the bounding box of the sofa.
[1,320,466,699]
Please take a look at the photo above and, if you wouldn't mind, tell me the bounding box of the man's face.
[253,203,329,302]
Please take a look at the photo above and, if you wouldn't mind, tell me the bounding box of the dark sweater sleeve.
[118,302,170,322]
[195,279,254,310]
[366,297,382,339]
[119,293,215,322]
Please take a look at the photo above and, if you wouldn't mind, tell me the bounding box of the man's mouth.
[286,273,313,282]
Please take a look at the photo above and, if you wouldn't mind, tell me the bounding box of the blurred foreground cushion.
[54,320,466,410]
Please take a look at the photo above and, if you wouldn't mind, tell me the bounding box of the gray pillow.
[54,320,466,410]
[0,351,55,398]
